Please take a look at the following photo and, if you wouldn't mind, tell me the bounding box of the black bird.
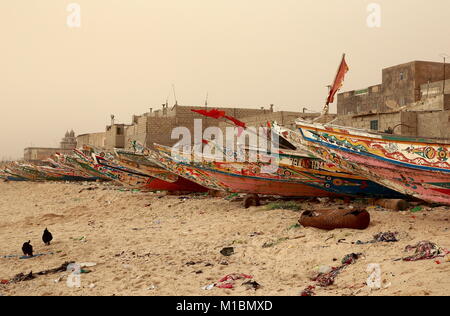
[42,228,53,245]
[22,241,33,257]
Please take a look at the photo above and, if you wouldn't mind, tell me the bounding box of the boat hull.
[291,121,450,205]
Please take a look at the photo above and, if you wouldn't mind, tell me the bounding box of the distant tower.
[60,130,77,149]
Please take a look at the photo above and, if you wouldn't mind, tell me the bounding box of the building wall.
[337,85,383,115]
[334,112,418,136]
[110,105,276,150]
[76,132,106,148]
[421,79,450,97]
[416,110,450,139]
[24,148,74,162]
[337,61,450,115]
[105,124,127,148]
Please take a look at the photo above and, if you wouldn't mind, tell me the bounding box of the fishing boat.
[281,120,450,205]
[84,149,208,192]
[0,167,27,181]
[149,112,405,198]
[155,144,337,197]
[150,144,232,192]
[114,148,179,183]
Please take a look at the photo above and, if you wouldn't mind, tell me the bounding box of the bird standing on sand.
[22,241,33,257]
[42,228,53,245]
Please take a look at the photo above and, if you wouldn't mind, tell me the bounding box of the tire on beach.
[299,209,370,230]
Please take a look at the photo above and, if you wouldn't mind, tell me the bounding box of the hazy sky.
[1,0,450,159]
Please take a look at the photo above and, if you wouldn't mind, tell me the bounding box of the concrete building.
[335,60,450,139]
[24,131,77,162]
[77,104,305,150]
[338,61,450,115]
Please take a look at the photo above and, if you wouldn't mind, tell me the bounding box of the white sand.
[0,182,448,296]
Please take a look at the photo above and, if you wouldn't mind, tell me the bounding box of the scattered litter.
[70,236,87,242]
[402,241,449,262]
[288,223,301,230]
[220,247,234,256]
[216,273,254,289]
[19,252,55,260]
[410,206,423,213]
[316,265,332,274]
[249,232,264,237]
[89,283,96,289]
[262,237,289,248]
[10,272,35,283]
[147,285,157,290]
[242,280,261,290]
[262,235,305,248]
[301,253,363,293]
[224,193,239,201]
[355,232,399,245]
[202,283,215,290]
[300,285,316,296]
[1,280,9,285]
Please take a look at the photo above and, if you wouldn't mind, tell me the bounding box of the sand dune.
[0,182,448,296]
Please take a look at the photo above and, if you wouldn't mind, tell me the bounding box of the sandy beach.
[0,182,449,296]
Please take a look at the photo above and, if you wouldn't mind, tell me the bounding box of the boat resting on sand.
[279,120,450,205]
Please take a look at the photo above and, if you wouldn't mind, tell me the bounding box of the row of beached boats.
[2,56,449,205]
[1,115,449,206]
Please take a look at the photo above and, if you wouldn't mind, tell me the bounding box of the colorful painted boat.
[150,144,231,192]
[282,120,450,205]
[78,149,207,192]
[67,150,113,181]
[153,139,406,198]
[0,167,27,181]
[114,149,179,183]
[152,144,337,197]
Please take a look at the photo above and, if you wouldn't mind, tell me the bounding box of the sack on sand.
[299,209,370,230]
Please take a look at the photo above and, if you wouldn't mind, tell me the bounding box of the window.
[400,72,404,80]
[117,127,123,135]
[370,120,379,131]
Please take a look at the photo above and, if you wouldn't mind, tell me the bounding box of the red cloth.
[191,109,226,119]
[326,54,349,105]
[224,115,246,129]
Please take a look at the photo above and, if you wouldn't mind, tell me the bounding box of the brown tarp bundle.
[299,209,370,230]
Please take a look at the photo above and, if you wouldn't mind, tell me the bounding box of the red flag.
[224,115,246,129]
[326,54,349,105]
[191,109,226,119]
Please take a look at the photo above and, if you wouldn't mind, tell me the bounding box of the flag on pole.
[191,109,226,119]
[326,54,349,105]
[224,115,246,129]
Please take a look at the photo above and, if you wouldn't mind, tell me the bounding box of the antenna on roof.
[439,53,449,95]
[172,84,178,106]
[110,114,115,125]
[204,92,209,107]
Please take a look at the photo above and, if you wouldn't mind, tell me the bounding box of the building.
[77,104,312,150]
[338,61,450,115]
[24,130,77,162]
[335,60,450,139]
